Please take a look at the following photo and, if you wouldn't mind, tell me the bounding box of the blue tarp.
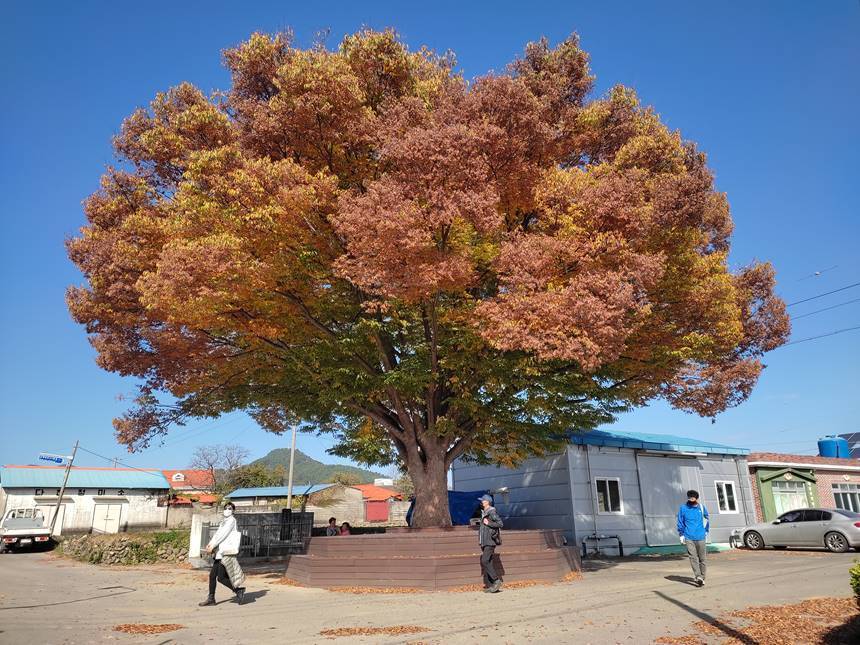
[406,490,489,526]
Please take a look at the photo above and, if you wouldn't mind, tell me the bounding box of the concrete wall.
[164,505,194,528]
[229,487,369,526]
[388,500,410,526]
[1,487,168,534]
[452,452,575,539]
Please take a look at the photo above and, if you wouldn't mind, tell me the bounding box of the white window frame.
[833,483,860,512]
[714,480,739,514]
[595,477,624,515]
[172,473,185,482]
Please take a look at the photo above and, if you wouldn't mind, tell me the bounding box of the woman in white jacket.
[199,502,246,606]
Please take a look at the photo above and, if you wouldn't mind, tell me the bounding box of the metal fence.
[203,510,314,558]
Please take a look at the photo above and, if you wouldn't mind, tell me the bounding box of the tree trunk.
[407,454,452,528]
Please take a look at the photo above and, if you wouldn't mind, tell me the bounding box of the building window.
[771,480,809,515]
[595,478,623,514]
[172,473,185,482]
[833,483,860,512]
[715,481,738,513]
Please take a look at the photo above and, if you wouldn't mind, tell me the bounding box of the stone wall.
[59,530,190,565]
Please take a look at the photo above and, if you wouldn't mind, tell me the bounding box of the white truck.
[0,508,54,553]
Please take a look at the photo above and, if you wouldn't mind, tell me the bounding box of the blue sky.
[1,1,858,472]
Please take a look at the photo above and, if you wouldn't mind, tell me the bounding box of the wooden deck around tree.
[281,528,580,590]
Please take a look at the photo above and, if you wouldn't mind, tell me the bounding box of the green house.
[752,466,819,521]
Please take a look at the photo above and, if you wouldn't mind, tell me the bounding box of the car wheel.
[825,532,849,553]
[744,531,765,550]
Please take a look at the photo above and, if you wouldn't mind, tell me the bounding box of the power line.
[786,282,860,307]
[781,325,860,347]
[152,412,243,449]
[796,265,838,282]
[791,297,860,320]
[76,445,167,480]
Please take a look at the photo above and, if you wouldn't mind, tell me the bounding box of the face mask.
[223,509,233,517]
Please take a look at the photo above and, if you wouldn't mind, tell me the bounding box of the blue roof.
[226,484,334,498]
[0,466,171,489]
[568,430,748,456]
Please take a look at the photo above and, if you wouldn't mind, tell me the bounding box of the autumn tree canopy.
[68,30,789,527]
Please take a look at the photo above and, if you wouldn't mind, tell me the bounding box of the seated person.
[325,517,339,536]
[339,522,352,536]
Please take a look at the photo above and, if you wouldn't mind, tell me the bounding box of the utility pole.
[286,424,297,509]
[50,440,78,535]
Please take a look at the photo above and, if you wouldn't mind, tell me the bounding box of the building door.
[638,456,702,546]
[771,481,810,516]
[365,500,389,522]
[92,504,122,534]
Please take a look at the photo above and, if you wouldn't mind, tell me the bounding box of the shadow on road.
[242,589,268,604]
[654,590,755,644]
[581,553,689,573]
[822,613,860,644]
[664,575,698,587]
[0,586,136,610]
[216,589,268,605]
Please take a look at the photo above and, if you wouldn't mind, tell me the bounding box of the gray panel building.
[452,430,754,555]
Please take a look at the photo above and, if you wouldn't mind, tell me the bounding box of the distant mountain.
[251,448,383,485]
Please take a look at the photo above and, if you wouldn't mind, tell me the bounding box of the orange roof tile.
[352,484,402,501]
[748,452,860,467]
[161,469,215,490]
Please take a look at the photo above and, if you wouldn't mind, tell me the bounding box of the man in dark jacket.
[478,494,504,593]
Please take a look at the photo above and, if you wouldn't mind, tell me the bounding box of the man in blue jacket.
[677,489,709,586]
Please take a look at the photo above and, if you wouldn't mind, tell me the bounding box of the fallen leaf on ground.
[448,580,550,592]
[271,577,306,586]
[563,571,583,582]
[654,637,705,644]
[113,624,184,635]
[447,583,484,593]
[659,597,859,645]
[319,626,430,637]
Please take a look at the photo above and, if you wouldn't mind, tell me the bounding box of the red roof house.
[352,484,402,501]
[161,470,218,505]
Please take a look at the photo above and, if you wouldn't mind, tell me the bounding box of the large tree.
[68,30,789,527]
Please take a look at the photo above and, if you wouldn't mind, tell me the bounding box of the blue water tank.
[818,436,850,458]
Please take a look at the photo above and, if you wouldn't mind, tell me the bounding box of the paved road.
[0,549,854,644]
